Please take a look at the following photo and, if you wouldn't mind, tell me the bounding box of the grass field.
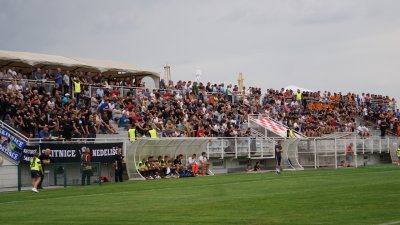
[0,165,400,225]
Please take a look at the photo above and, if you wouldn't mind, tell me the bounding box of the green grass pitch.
[0,165,399,225]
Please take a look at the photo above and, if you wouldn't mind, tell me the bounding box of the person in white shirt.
[187,154,199,175]
[198,152,210,175]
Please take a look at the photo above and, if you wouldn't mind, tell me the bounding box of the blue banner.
[0,127,26,161]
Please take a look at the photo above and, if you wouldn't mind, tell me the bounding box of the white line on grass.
[379,220,400,225]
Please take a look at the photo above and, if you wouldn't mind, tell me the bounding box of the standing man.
[128,125,136,142]
[114,148,124,182]
[54,68,63,90]
[30,152,43,193]
[275,140,283,174]
[287,127,294,138]
[198,152,210,176]
[37,148,51,189]
[72,77,81,108]
[345,143,354,167]
[63,71,70,95]
[81,148,92,185]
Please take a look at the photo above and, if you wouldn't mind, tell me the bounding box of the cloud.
[0,0,400,98]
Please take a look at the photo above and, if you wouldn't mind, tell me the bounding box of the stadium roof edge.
[0,50,159,78]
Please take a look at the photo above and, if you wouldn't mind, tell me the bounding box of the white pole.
[235,138,238,159]
[334,138,337,169]
[221,139,224,159]
[354,139,358,168]
[248,138,251,159]
[314,139,317,169]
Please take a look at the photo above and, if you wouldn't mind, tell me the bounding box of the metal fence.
[0,162,104,192]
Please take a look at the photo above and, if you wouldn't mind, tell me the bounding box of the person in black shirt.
[275,140,283,174]
[114,148,124,182]
[60,115,73,140]
[37,148,51,189]
[254,161,261,172]
[86,115,97,141]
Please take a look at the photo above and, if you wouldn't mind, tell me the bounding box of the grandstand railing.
[0,78,56,93]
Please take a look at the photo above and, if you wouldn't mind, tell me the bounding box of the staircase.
[248,115,306,138]
[95,120,129,141]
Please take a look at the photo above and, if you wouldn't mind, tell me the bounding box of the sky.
[0,0,399,99]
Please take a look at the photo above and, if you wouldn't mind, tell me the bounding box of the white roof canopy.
[0,50,159,78]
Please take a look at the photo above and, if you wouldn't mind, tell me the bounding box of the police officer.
[128,125,136,142]
[287,127,294,138]
[37,148,51,189]
[30,152,43,193]
[148,127,157,138]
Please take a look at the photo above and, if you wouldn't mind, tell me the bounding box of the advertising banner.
[39,142,123,163]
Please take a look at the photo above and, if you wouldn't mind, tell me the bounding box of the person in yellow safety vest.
[287,127,295,138]
[72,77,81,107]
[149,127,157,138]
[296,89,302,105]
[30,152,43,193]
[128,125,136,142]
[397,144,400,166]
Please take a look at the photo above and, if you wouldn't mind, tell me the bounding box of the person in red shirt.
[196,125,205,137]
[81,148,92,185]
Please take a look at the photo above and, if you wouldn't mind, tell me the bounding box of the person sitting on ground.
[246,163,253,172]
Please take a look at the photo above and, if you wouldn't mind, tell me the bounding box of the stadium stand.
[0,62,398,141]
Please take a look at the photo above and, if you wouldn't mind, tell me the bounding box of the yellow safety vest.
[73,81,81,93]
[397,147,400,157]
[296,92,302,100]
[149,129,157,138]
[128,128,136,142]
[30,157,41,171]
[289,129,294,138]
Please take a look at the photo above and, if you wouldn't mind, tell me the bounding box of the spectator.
[38,126,51,139]
[63,71,70,94]
[54,68,63,87]
[34,67,43,80]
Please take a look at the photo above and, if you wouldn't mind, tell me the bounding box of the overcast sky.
[0,0,399,99]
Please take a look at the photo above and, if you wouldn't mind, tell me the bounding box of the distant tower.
[164,64,171,84]
[195,67,202,82]
[238,72,244,93]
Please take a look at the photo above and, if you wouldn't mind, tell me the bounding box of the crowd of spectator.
[0,66,398,140]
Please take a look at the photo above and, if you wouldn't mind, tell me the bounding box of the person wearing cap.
[275,140,283,174]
